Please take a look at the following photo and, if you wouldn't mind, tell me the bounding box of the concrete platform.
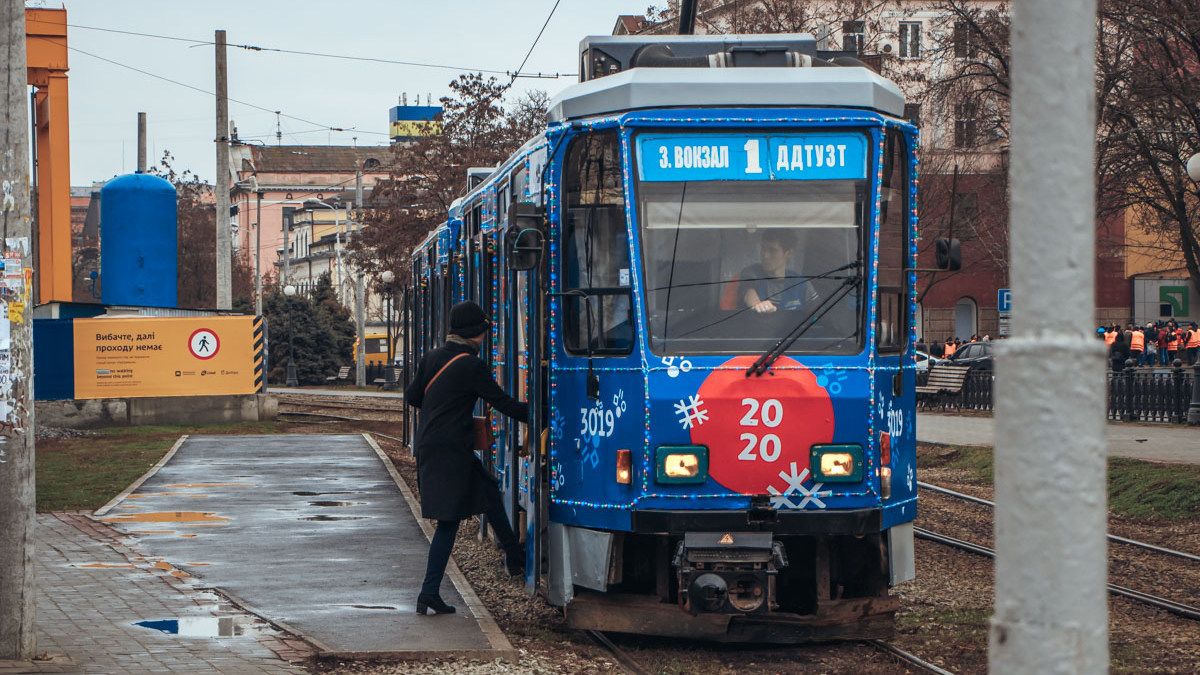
[918,413,1200,465]
[95,433,511,658]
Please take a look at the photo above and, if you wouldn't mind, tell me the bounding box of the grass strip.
[919,443,1200,521]
[36,421,287,512]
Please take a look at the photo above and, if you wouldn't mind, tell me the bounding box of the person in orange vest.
[1102,326,1117,347]
[944,337,957,358]
[1128,327,1145,366]
[1187,322,1200,365]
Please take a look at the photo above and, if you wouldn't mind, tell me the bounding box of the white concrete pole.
[214,29,232,310]
[0,0,37,659]
[992,0,1108,673]
[136,112,147,173]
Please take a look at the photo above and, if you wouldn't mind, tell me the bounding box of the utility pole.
[214,29,232,310]
[136,112,147,173]
[354,169,366,387]
[253,178,263,316]
[1,0,38,660]
[992,0,1107,673]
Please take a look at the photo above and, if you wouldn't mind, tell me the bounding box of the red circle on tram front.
[690,355,834,495]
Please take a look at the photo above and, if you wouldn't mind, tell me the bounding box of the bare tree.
[349,76,549,286]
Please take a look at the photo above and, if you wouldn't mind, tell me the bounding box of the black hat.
[449,301,490,338]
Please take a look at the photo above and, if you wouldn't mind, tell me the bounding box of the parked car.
[949,341,994,371]
[914,350,947,374]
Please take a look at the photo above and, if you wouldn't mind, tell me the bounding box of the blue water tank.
[100,173,178,307]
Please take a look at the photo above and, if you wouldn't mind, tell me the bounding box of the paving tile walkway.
[918,412,1200,464]
[0,512,309,674]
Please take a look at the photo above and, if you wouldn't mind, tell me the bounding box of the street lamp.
[381,270,395,368]
[283,284,299,388]
[1187,153,1200,425]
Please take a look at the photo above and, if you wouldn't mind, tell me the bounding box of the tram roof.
[547,66,905,123]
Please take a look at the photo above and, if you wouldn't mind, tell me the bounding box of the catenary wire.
[58,41,387,137]
[26,17,574,78]
[507,0,565,86]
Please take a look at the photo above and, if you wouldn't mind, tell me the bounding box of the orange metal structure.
[25,7,73,303]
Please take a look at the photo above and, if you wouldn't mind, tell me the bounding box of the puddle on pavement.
[71,562,135,569]
[163,482,252,489]
[299,515,367,522]
[133,617,249,638]
[291,491,356,497]
[101,511,229,524]
[308,501,363,507]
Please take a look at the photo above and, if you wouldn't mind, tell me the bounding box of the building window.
[899,21,922,58]
[954,102,978,148]
[953,297,978,339]
[842,20,866,55]
[904,103,921,127]
[954,20,976,58]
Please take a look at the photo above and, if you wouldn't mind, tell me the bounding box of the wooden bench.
[324,365,351,385]
[373,367,401,391]
[916,364,971,409]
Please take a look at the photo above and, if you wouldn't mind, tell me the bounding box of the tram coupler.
[674,532,788,615]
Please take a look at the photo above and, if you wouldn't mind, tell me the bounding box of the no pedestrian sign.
[189,328,220,360]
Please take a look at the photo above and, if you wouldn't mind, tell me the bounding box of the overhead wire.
[59,40,388,137]
[506,0,565,87]
[27,17,575,78]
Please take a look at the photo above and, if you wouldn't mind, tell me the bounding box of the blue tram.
[404,34,954,642]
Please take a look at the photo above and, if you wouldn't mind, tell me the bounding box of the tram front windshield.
[637,180,864,355]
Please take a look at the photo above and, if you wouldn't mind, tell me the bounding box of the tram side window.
[877,129,909,353]
[562,131,633,355]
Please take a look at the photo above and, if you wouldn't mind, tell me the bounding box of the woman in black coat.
[404,301,529,615]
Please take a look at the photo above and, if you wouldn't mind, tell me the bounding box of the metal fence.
[917,366,1197,424]
[1107,367,1195,424]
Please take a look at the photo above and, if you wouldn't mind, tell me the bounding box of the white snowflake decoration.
[673,395,709,430]
[767,462,831,510]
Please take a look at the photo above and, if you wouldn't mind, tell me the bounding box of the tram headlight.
[655,445,708,485]
[810,444,863,483]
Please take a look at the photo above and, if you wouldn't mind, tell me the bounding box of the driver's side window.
[562,131,633,355]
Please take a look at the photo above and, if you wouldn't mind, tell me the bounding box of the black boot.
[416,593,456,615]
[504,545,525,578]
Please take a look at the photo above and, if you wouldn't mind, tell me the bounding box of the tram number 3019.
[738,397,784,463]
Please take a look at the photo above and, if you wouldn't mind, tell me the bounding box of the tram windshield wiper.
[745,263,862,377]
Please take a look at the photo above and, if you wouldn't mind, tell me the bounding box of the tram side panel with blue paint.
[404,34,920,643]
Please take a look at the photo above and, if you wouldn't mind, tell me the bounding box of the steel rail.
[586,630,649,675]
[868,639,958,675]
[918,481,1200,564]
[915,527,1200,622]
[274,395,405,412]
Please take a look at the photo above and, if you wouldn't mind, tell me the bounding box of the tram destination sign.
[636,132,868,182]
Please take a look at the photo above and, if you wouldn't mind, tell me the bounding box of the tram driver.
[740,229,817,313]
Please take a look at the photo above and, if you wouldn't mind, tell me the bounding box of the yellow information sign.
[73,316,263,399]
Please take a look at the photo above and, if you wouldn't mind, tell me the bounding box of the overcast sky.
[40,0,647,185]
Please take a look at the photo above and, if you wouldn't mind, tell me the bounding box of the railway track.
[867,639,958,675]
[918,481,1200,564]
[914,526,1200,621]
[274,394,405,412]
[586,630,650,675]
